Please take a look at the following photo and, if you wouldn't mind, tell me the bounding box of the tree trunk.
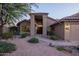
[0,25,3,39]
[0,4,4,39]
[0,16,3,39]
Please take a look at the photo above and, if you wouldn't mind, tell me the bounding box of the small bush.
[0,41,16,53]
[50,35,59,40]
[2,32,13,39]
[20,32,29,38]
[28,37,39,43]
[47,31,55,35]
[56,47,66,51]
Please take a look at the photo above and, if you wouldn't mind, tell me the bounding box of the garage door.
[70,25,79,41]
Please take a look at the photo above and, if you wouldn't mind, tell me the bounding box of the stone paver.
[4,36,73,56]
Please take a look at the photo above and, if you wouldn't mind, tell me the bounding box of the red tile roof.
[61,12,79,21]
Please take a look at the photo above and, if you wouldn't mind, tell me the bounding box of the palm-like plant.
[0,3,38,37]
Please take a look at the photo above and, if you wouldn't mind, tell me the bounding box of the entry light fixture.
[65,24,70,31]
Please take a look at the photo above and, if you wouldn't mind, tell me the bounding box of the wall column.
[43,15,47,36]
[30,15,35,36]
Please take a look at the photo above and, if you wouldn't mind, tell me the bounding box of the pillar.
[43,15,47,36]
[30,15,35,36]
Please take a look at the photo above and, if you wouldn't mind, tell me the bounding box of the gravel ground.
[4,37,73,56]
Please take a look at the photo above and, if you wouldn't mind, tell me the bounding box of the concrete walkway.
[34,36,79,47]
[4,36,73,56]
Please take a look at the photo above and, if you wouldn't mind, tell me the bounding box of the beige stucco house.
[17,12,79,42]
[17,13,57,36]
[51,12,79,42]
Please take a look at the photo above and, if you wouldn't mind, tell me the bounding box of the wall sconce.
[65,24,70,31]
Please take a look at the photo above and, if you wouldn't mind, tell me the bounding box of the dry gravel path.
[4,37,73,56]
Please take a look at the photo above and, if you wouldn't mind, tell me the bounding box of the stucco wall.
[3,24,10,33]
[54,22,64,39]
[52,21,79,41]
[64,21,79,42]
[20,21,30,33]
[64,21,70,41]
[47,17,56,26]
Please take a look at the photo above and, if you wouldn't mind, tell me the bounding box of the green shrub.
[28,37,39,43]
[2,32,13,39]
[0,41,16,53]
[20,32,29,38]
[56,47,66,51]
[47,31,55,35]
[50,35,59,40]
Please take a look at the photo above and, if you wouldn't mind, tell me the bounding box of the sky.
[32,3,79,19]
